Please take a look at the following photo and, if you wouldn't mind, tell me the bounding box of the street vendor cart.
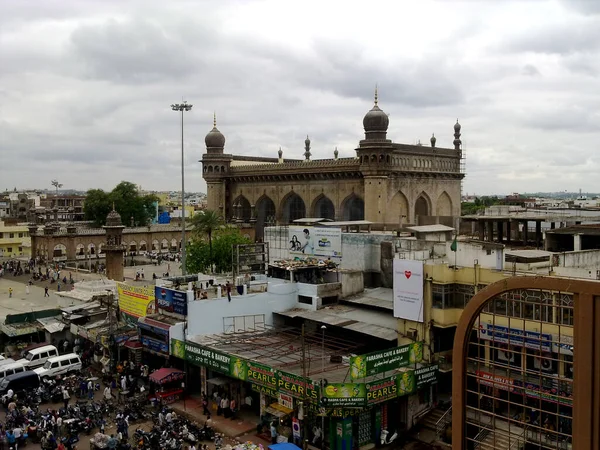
[148,367,185,404]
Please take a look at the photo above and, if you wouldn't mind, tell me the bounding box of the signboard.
[277,370,319,400]
[155,286,188,315]
[278,393,294,409]
[321,383,366,408]
[141,336,169,354]
[251,383,278,398]
[180,340,231,374]
[415,364,438,388]
[476,371,515,392]
[478,323,552,352]
[366,376,398,405]
[117,282,155,320]
[350,342,423,379]
[288,226,342,258]
[234,360,278,391]
[393,259,424,322]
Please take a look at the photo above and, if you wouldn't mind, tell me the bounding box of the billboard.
[117,283,155,321]
[288,226,342,258]
[155,286,188,315]
[349,342,423,379]
[393,259,424,322]
[321,383,366,408]
[478,323,552,352]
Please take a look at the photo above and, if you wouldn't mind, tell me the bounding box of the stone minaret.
[103,207,125,281]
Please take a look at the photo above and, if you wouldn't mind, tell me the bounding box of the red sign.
[476,371,514,392]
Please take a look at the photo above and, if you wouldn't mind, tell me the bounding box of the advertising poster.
[396,371,416,396]
[245,361,278,390]
[117,282,155,322]
[155,286,188,315]
[478,323,552,352]
[393,259,424,322]
[288,226,342,258]
[350,342,423,379]
[321,383,366,408]
[366,376,398,405]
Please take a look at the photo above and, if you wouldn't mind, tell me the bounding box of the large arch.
[312,194,335,221]
[281,192,306,224]
[452,276,600,450]
[233,195,252,222]
[53,244,66,259]
[152,240,159,251]
[139,240,147,252]
[436,191,453,216]
[414,192,431,221]
[385,191,409,227]
[256,195,276,241]
[341,194,365,221]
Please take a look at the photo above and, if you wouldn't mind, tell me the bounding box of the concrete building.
[452,276,600,450]
[201,91,464,240]
[0,221,31,257]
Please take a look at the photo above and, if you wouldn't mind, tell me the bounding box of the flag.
[450,235,458,252]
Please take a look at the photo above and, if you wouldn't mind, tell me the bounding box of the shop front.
[171,338,439,449]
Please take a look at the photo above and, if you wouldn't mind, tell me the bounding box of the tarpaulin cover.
[149,368,185,385]
[269,444,302,450]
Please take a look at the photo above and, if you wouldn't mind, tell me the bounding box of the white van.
[34,353,82,378]
[18,345,59,369]
[0,362,26,381]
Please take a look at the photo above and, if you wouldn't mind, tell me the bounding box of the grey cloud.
[522,64,541,77]
[503,22,600,55]
[559,0,600,15]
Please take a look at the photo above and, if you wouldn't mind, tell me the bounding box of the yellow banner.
[117,282,155,318]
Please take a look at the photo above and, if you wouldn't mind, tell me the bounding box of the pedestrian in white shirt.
[104,386,112,401]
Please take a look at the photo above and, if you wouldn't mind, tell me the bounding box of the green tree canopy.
[186,226,252,274]
[84,181,159,227]
[190,209,224,266]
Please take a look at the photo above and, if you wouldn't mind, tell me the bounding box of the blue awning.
[269,444,302,450]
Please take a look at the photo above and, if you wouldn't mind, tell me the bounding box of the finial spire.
[213,112,217,127]
[374,84,378,106]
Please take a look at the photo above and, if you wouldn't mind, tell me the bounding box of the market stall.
[149,367,185,404]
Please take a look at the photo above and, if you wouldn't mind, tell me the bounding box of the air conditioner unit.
[407,329,418,340]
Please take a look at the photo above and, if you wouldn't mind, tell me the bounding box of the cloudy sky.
[1,0,599,195]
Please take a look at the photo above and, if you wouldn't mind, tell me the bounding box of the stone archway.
[341,194,365,221]
[256,195,276,241]
[152,240,159,251]
[161,239,169,252]
[414,193,431,222]
[233,195,252,222]
[436,191,453,216]
[139,240,147,252]
[53,244,66,260]
[385,191,409,227]
[281,192,306,224]
[312,195,335,221]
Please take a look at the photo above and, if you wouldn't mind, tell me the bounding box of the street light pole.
[321,325,327,450]
[171,101,193,276]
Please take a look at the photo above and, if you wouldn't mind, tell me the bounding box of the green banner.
[350,342,423,379]
[396,371,416,396]
[251,383,278,398]
[245,361,278,390]
[277,370,319,401]
[173,339,232,374]
[415,364,438,389]
[321,383,366,408]
[366,375,398,405]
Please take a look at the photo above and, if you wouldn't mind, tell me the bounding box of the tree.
[190,209,224,267]
[83,189,112,226]
[83,181,159,227]
[186,227,251,274]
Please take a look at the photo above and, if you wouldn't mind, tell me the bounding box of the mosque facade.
[201,91,465,239]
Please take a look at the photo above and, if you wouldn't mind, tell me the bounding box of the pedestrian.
[103,385,112,401]
[202,395,210,416]
[107,434,117,450]
[25,285,29,295]
[62,340,69,354]
[230,397,236,420]
[62,387,70,409]
[270,422,278,444]
[226,282,232,302]
[56,415,63,437]
[8,288,12,298]
[88,380,94,400]
[44,286,49,297]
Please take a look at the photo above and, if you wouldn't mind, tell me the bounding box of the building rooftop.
[406,224,455,233]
